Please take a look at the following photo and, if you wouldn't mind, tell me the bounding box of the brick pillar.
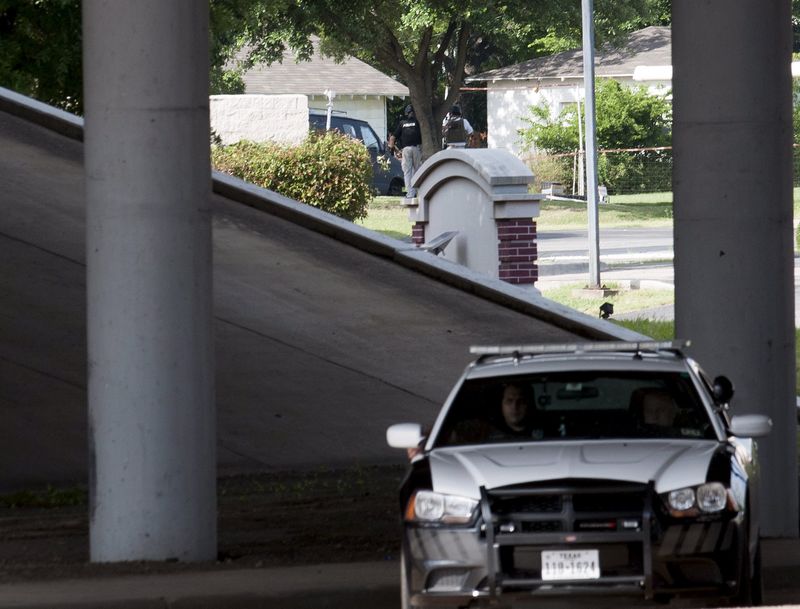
[411,222,426,246]
[497,218,538,285]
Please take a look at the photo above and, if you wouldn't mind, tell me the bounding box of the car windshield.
[433,370,716,447]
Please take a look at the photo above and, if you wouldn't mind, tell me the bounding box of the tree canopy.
[221,0,665,158]
[0,0,668,158]
[0,0,82,113]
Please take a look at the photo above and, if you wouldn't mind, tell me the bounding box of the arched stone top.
[412,148,535,193]
[409,148,541,223]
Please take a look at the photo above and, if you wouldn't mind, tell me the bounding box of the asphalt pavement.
[2,539,800,608]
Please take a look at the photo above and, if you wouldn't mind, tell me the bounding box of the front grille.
[574,492,644,512]
[487,480,648,537]
[484,480,652,586]
[520,520,563,533]
[493,495,562,514]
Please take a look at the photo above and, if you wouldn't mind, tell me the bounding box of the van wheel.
[388,178,404,197]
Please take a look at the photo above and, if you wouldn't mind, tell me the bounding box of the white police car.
[387,341,771,608]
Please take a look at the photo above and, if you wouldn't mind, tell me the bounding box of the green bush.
[212,131,373,221]
[518,79,672,194]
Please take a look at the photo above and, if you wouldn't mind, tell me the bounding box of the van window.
[340,123,358,139]
[358,124,379,152]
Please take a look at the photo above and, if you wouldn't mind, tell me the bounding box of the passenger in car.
[633,389,679,435]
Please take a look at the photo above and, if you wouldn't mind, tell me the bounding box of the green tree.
[0,0,273,110]
[0,0,82,113]
[519,79,672,193]
[225,0,664,159]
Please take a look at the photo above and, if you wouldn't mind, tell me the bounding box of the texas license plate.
[541,549,600,581]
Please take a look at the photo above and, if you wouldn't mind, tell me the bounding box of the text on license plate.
[541,549,600,581]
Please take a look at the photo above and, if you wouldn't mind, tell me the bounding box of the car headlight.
[666,482,730,516]
[405,490,478,524]
[668,488,695,511]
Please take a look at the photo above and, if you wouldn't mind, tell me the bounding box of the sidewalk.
[0,561,399,609]
[1,540,799,609]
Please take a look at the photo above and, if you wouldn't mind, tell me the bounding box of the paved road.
[2,540,800,609]
[538,226,673,261]
[537,227,800,326]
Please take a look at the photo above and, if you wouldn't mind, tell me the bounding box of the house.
[239,38,408,141]
[466,26,672,156]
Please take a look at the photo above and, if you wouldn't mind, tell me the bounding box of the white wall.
[308,96,390,142]
[210,94,309,145]
[487,77,672,156]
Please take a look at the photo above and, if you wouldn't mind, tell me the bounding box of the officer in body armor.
[388,105,422,199]
[442,104,474,149]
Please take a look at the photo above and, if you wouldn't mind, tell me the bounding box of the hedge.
[212,131,373,221]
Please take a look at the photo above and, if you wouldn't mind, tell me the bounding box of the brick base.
[497,218,538,285]
[412,222,426,246]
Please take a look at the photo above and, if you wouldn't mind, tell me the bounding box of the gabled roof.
[468,26,671,82]
[240,38,409,97]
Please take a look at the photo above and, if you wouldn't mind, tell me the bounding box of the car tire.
[401,546,412,609]
[388,178,404,197]
[730,536,763,606]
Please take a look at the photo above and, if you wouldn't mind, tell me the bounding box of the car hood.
[429,440,721,499]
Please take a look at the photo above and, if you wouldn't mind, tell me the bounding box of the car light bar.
[469,340,690,356]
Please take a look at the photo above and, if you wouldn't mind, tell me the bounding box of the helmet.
[404,104,414,116]
[450,104,461,115]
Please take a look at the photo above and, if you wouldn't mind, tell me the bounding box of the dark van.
[309,110,404,196]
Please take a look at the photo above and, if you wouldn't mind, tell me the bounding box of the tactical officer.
[388,105,422,199]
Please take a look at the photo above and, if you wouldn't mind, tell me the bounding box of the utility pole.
[576,89,585,197]
[581,0,601,288]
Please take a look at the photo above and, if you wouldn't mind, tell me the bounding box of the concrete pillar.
[83,1,216,560]
[673,1,797,536]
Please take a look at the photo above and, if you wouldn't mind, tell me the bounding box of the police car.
[387,341,771,608]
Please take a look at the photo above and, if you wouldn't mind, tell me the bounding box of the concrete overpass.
[0,91,637,492]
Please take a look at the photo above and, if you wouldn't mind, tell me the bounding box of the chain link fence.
[523,146,800,197]
[522,146,673,196]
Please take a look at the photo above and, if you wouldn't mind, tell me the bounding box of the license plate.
[541,549,600,581]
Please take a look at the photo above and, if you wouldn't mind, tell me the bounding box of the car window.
[339,122,358,139]
[358,124,379,151]
[434,371,715,447]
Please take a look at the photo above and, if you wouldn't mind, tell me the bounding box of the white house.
[238,38,408,141]
[466,26,672,156]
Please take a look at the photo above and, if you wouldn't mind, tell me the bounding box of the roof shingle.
[468,26,671,82]
[240,39,409,97]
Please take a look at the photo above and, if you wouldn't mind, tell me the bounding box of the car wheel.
[388,178,404,197]
[401,546,412,609]
[730,536,763,606]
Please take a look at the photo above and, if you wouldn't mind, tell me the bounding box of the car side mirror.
[386,423,423,449]
[729,414,772,438]
[712,375,734,404]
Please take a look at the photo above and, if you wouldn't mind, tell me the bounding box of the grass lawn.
[538,282,674,318]
[361,189,800,237]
